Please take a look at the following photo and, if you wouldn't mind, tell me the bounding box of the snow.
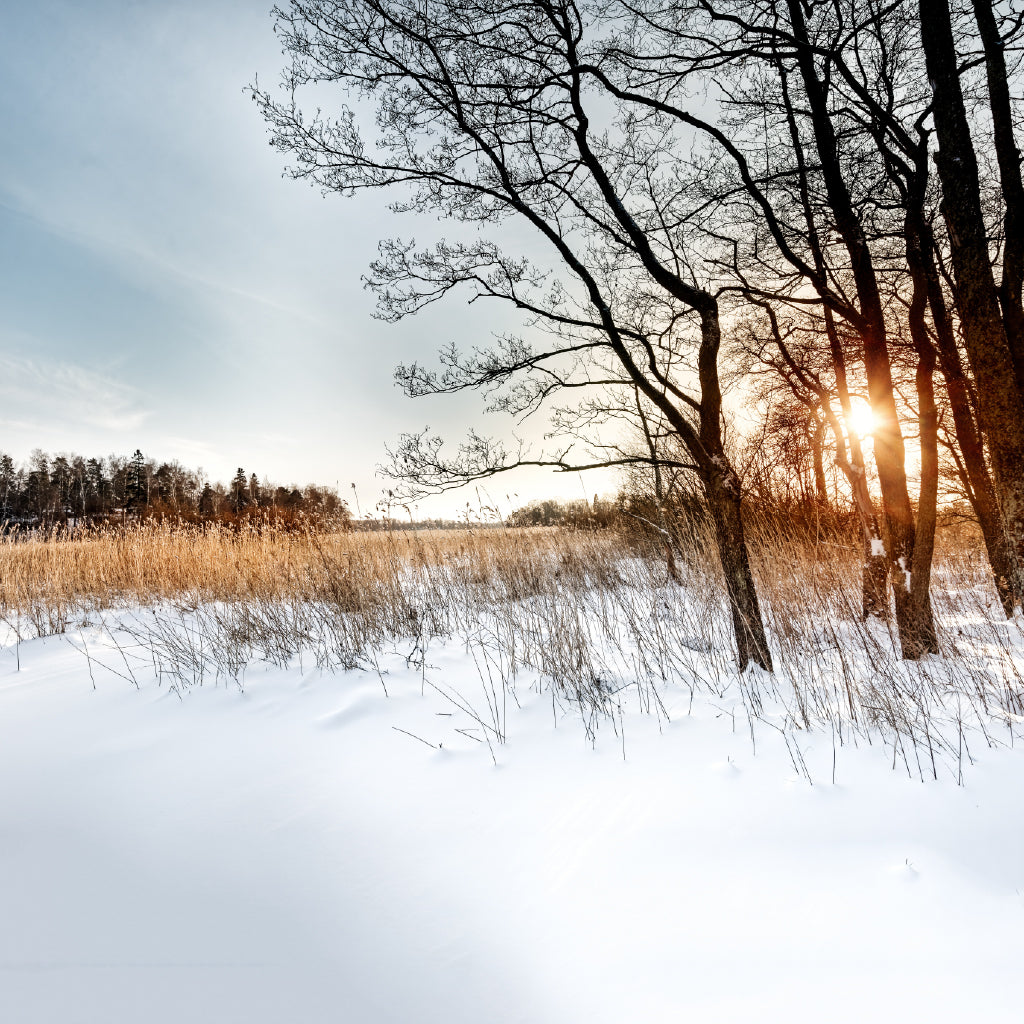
[870,537,885,557]
[2,618,1023,1023]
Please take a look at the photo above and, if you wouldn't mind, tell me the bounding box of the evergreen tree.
[126,450,148,510]
[198,483,216,515]
[230,468,248,512]
[0,453,14,519]
[85,459,106,514]
[52,456,72,521]
[27,451,53,522]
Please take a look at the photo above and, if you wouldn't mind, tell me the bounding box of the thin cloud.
[0,182,326,329]
[0,353,150,434]
[160,436,219,466]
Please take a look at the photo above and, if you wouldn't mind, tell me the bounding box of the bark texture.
[703,464,773,673]
[920,0,1024,601]
[970,0,1024,380]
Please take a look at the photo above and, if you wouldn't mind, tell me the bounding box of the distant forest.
[0,449,350,530]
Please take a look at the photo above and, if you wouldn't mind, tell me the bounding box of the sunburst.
[846,400,876,439]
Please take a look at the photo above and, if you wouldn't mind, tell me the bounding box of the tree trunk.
[776,57,890,622]
[824,313,889,619]
[702,464,773,672]
[817,394,888,618]
[908,341,940,655]
[810,410,829,506]
[861,540,890,619]
[786,0,930,654]
[922,223,1018,614]
[970,0,1024,374]
[690,304,773,672]
[900,174,943,654]
[904,209,941,654]
[919,0,1024,601]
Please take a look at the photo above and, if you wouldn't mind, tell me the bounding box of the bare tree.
[599,0,1021,635]
[919,0,1024,600]
[253,0,776,669]
[591,0,955,652]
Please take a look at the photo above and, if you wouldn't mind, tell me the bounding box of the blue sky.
[0,0,606,515]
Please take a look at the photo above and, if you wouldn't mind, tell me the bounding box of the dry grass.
[2,517,1021,779]
[0,521,627,625]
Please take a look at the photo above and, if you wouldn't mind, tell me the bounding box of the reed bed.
[2,517,1021,779]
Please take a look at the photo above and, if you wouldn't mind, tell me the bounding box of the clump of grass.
[2,516,1020,779]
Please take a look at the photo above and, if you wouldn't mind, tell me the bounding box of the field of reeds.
[2,515,1021,779]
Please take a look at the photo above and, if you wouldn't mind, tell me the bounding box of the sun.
[847,400,876,439]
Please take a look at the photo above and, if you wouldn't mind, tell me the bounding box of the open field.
[2,518,1023,1023]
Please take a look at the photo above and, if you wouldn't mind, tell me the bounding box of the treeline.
[506,489,866,537]
[507,497,620,530]
[0,449,350,531]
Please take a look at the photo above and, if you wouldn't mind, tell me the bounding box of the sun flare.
[847,401,877,439]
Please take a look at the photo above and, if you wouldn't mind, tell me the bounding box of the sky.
[0,0,615,517]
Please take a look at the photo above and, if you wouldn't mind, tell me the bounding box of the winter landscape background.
[4,0,1024,1019]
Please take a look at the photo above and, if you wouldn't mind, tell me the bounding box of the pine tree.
[126,450,147,510]
[230,468,248,513]
[0,453,14,519]
[198,483,216,516]
[85,459,106,514]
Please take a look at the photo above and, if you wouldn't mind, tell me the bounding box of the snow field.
[2,620,1022,1024]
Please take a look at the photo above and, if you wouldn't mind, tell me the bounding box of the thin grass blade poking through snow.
[2,517,1021,778]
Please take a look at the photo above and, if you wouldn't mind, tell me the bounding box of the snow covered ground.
[2,617,1022,1023]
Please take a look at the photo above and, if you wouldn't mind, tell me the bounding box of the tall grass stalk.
[2,517,1020,778]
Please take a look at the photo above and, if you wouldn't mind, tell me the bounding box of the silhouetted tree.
[254,0,774,669]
